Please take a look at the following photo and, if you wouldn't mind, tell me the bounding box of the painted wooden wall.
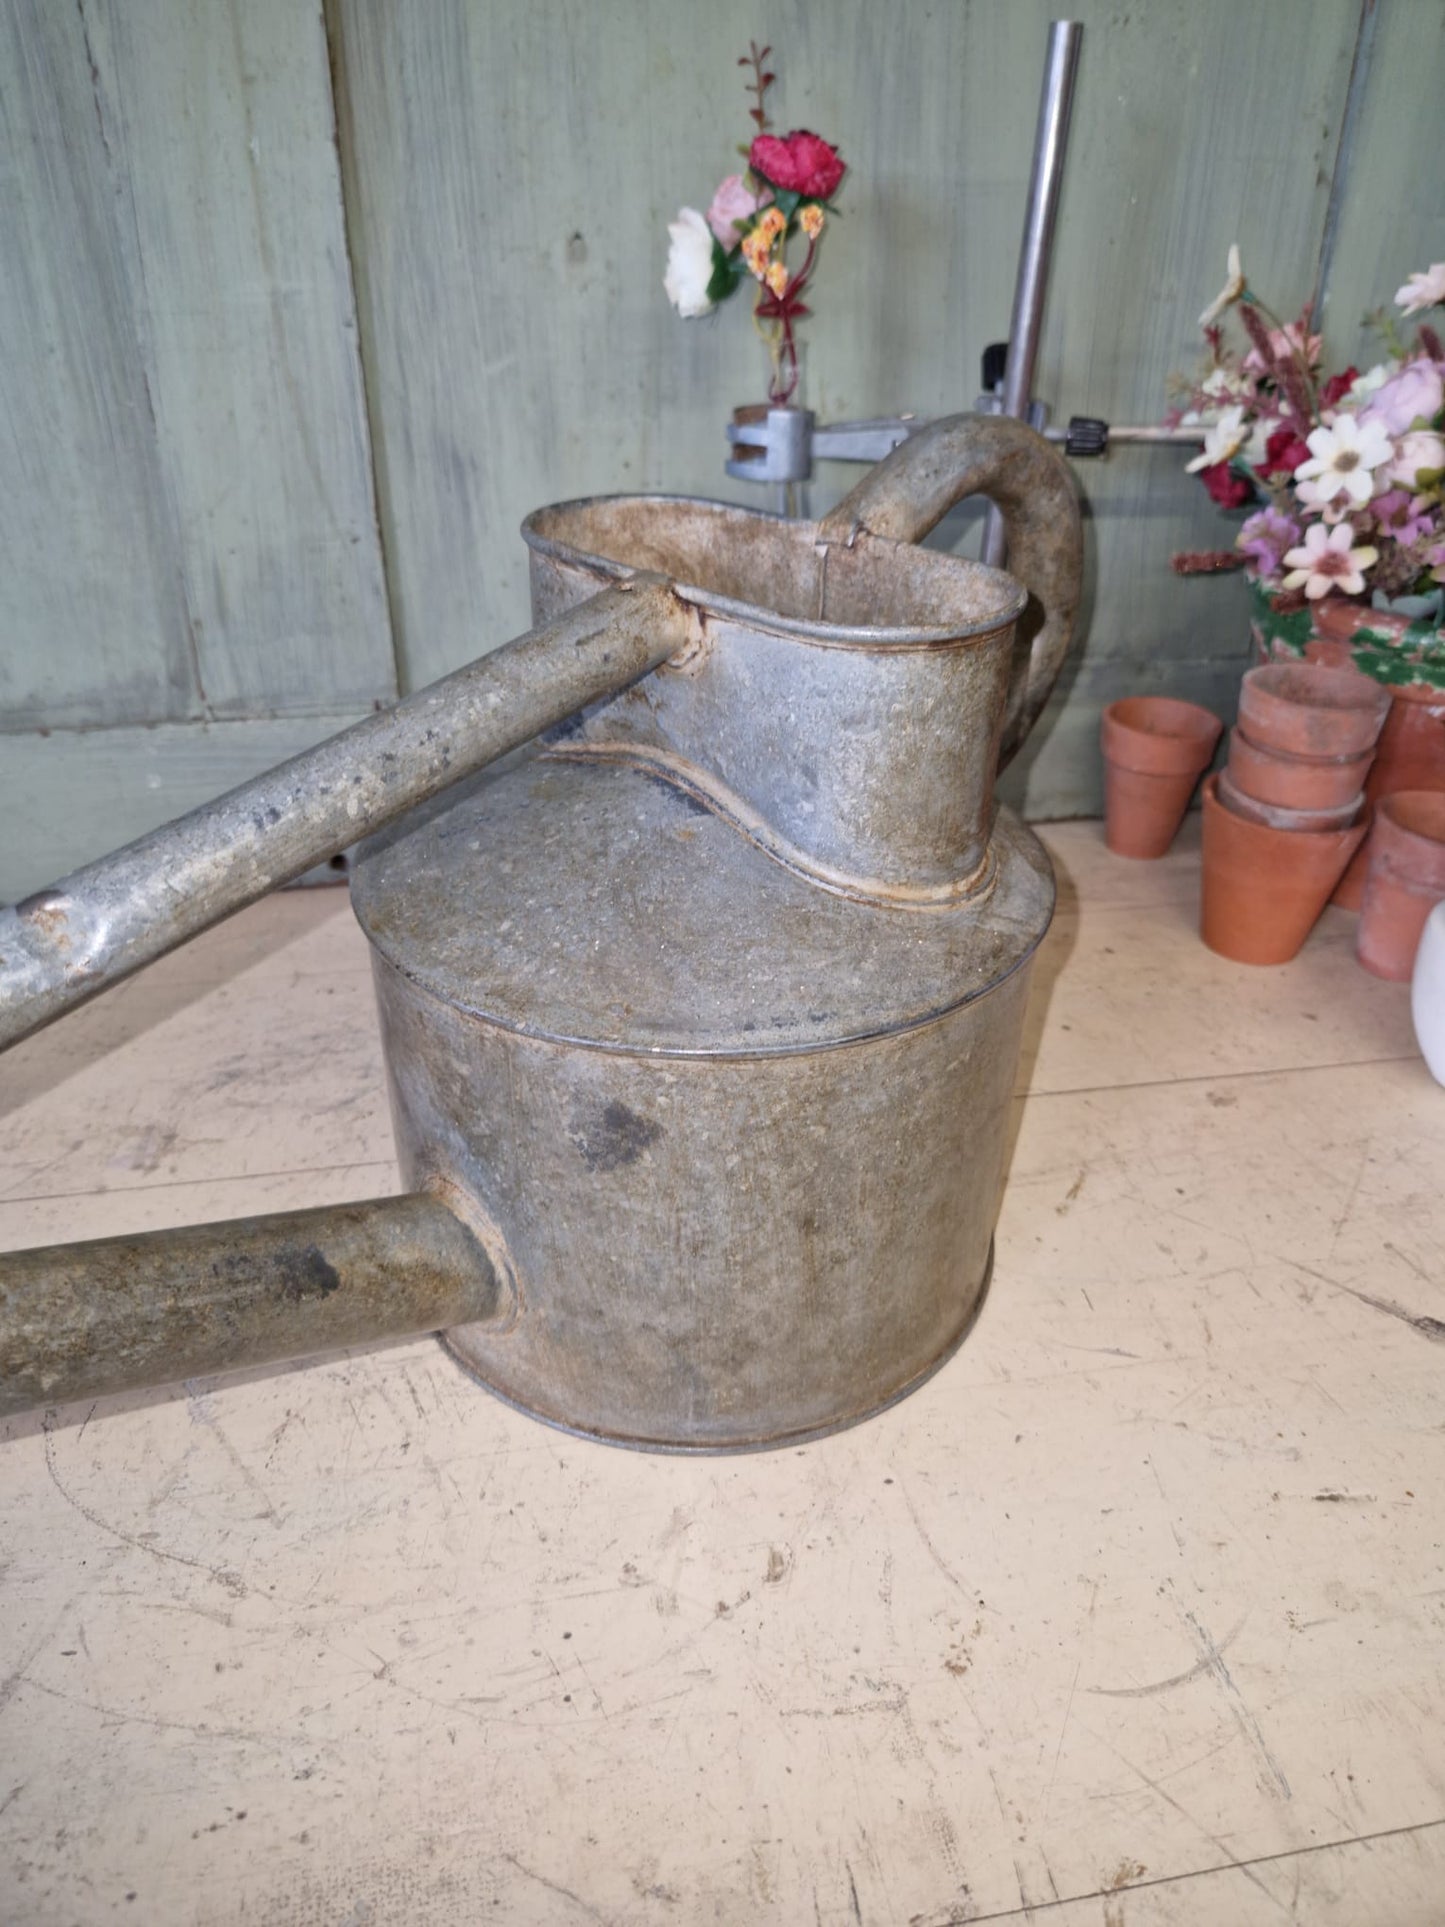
[4,0,1444,898]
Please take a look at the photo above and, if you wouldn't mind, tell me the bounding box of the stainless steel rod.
[983,19,1082,568]
[1044,424,1205,447]
[0,1194,502,1418]
[0,575,688,1052]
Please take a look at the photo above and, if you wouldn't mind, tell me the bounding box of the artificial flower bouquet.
[1170,254,1445,689]
[664,43,845,405]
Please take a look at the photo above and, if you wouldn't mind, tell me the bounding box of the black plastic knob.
[1065,416,1109,458]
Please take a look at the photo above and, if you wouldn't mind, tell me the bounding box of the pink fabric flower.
[1372,490,1438,545]
[706,174,770,248]
[1360,358,1445,438]
[1236,506,1300,580]
[1282,522,1379,599]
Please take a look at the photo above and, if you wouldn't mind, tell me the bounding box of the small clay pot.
[1239,662,1391,760]
[1216,768,1363,834]
[1332,684,1445,908]
[1200,774,1367,966]
[1356,791,1445,981]
[1101,697,1223,859]
[1226,727,1374,812]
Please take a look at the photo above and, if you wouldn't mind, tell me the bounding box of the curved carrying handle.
[817,413,1083,769]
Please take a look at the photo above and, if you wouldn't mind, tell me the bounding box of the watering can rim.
[521,490,1029,650]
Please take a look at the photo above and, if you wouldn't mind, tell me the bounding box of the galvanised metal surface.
[349,415,1081,1447]
[0,576,689,1051]
[358,766,1052,1449]
[0,413,1082,1443]
[0,1194,503,1419]
[816,414,1083,770]
[523,494,1025,901]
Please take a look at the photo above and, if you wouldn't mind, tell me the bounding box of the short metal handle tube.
[0,1194,504,1419]
[817,412,1083,768]
[0,574,690,1052]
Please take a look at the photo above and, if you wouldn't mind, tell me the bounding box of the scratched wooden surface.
[2,821,1443,1924]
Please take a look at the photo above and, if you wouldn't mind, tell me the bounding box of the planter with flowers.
[1170,252,1445,929]
[663,44,844,426]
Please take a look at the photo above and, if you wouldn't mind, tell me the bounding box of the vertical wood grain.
[82,0,396,717]
[1315,0,1445,365]
[0,0,395,736]
[7,0,1445,876]
[328,0,1371,813]
[0,0,198,729]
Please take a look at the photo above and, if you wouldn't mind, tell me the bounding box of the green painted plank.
[79,0,396,718]
[0,0,396,738]
[1317,0,1445,364]
[0,716,360,904]
[329,0,1357,825]
[0,0,198,730]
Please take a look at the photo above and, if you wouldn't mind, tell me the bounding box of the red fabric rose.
[1320,366,1359,409]
[1199,461,1253,509]
[1257,425,1311,479]
[748,131,845,201]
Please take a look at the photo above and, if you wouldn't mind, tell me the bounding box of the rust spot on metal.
[662,602,714,676]
[15,891,72,952]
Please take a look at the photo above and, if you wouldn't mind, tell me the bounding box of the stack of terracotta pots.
[1201,664,1385,965]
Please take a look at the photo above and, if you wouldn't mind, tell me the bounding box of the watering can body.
[0,417,1082,1447]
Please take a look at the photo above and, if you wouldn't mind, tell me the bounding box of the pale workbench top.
[2,820,1442,1924]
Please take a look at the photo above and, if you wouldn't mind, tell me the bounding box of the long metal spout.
[0,575,688,1051]
[0,1194,503,1418]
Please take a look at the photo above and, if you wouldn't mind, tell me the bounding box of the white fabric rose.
[664,209,716,319]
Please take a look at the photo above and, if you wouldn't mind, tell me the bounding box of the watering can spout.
[0,1193,507,1419]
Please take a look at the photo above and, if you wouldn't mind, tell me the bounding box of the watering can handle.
[817,413,1083,770]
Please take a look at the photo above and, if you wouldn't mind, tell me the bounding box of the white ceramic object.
[1413,899,1445,1087]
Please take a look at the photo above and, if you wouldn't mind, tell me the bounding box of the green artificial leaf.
[1249,580,1311,656]
[771,188,802,220]
[1352,646,1419,686]
[707,237,743,307]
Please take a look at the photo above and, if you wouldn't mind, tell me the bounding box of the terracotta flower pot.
[1216,769,1363,834]
[1100,697,1223,859]
[1238,662,1391,760]
[1200,775,1367,966]
[1356,791,1445,982]
[1226,727,1374,811]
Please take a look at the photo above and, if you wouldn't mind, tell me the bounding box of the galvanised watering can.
[0,416,1081,1449]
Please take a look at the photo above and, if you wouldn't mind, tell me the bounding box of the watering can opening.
[523,494,1027,643]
